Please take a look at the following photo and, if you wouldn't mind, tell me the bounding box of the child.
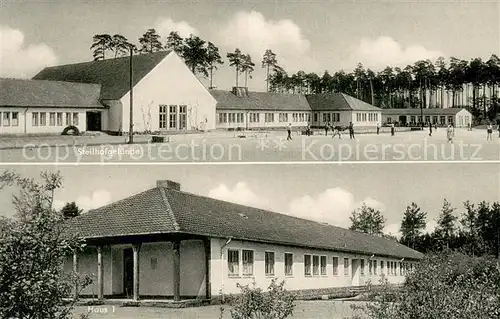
[447,124,454,143]
[486,123,492,141]
[287,123,293,141]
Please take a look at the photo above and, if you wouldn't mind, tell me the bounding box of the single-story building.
[65,180,422,302]
[212,88,383,130]
[0,51,217,135]
[381,108,473,128]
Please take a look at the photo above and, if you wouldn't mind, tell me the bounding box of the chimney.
[156,180,181,191]
[231,86,249,97]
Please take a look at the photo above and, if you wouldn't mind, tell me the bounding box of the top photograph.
[0,0,499,163]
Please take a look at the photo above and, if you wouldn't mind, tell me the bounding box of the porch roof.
[67,185,423,260]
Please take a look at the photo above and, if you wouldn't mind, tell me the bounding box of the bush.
[221,279,296,319]
[351,251,500,319]
[61,125,80,136]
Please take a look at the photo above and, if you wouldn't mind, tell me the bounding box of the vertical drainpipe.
[220,238,232,302]
[24,108,29,134]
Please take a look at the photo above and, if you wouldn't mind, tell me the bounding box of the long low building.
[381,108,473,128]
[65,180,422,301]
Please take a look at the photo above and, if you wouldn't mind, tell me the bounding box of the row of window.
[0,112,19,127]
[159,105,187,130]
[32,112,79,127]
[386,115,456,125]
[319,113,341,123]
[356,112,379,122]
[218,112,311,124]
[227,249,415,277]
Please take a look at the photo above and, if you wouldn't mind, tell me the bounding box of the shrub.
[222,279,296,319]
[61,125,80,136]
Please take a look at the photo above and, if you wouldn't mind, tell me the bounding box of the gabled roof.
[33,51,171,100]
[382,108,468,116]
[0,78,104,108]
[210,89,311,111]
[306,93,382,112]
[67,185,423,260]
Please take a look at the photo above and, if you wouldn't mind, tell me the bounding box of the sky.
[1,0,499,91]
[0,163,498,237]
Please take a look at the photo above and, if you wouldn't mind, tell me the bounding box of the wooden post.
[97,246,104,300]
[204,238,211,299]
[73,251,79,300]
[132,243,141,301]
[173,239,181,302]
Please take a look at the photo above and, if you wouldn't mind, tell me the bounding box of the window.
[320,256,327,275]
[40,113,47,126]
[284,253,293,276]
[250,113,260,123]
[312,255,320,275]
[369,260,373,275]
[433,116,438,124]
[399,262,403,276]
[218,113,224,124]
[57,112,63,126]
[159,105,167,129]
[73,113,79,126]
[425,116,430,123]
[237,113,244,123]
[380,260,384,274]
[356,113,361,122]
[179,105,186,129]
[169,105,177,129]
[387,117,392,124]
[49,113,56,126]
[3,112,10,126]
[11,112,18,126]
[242,250,254,276]
[265,252,275,276]
[314,113,318,122]
[279,113,288,122]
[363,113,367,121]
[228,249,239,276]
[32,112,39,126]
[265,113,274,123]
[374,260,377,275]
[304,255,312,276]
[292,113,298,122]
[64,112,70,126]
[410,116,416,124]
[360,259,365,276]
[447,116,454,125]
[150,257,158,270]
[440,116,446,125]
[332,257,339,276]
[344,258,349,276]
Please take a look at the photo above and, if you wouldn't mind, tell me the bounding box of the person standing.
[287,123,293,141]
[429,122,433,137]
[390,123,395,136]
[446,124,454,143]
[486,123,493,141]
[324,122,329,136]
[332,126,342,139]
[376,123,380,135]
[349,122,355,139]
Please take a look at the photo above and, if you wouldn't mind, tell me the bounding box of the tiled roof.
[341,94,383,111]
[0,78,104,108]
[67,186,423,260]
[382,108,467,116]
[211,90,311,111]
[33,51,171,100]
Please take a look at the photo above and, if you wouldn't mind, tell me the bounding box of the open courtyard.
[0,128,498,163]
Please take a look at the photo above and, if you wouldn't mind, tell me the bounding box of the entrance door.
[351,259,360,286]
[86,112,102,131]
[398,115,407,125]
[123,248,134,297]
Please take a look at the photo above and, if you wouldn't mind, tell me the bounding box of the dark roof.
[0,78,104,108]
[306,93,382,111]
[67,186,423,260]
[211,89,311,111]
[382,108,468,116]
[33,51,171,100]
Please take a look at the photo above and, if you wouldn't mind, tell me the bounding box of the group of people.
[486,122,500,141]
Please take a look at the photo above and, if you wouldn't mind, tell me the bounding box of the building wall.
[216,110,311,130]
[381,109,473,127]
[210,238,414,296]
[0,107,99,135]
[351,111,382,127]
[119,52,217,134]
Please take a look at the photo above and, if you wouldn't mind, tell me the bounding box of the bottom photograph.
[1,164,499,319]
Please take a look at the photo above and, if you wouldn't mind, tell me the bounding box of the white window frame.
[332,256,339,276]
[242,249,254,276]
[320,255,327,276]
[304,254,312,276]
[265,251,275,277]
[32,112,39,126]
[343,258,349,276]
[227,249,240,277]
[284,252,293,277]
[312,255,320,276]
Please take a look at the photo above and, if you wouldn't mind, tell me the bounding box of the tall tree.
[111,34,133,58]
[60,201,83,219]
[165,31,184,55]
[262,49,278,92]
[138,28,163,54]
[205,42,224,89]
[227,48,244,87]
[400,203,427,249]
[434,199,457,249]
[90,34,112,61]
[241,54,255,88]
[349,204,385,236]
[181,35,208,77]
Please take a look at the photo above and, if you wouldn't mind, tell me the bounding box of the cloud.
[216,11,319,72]
[155,17,199,38]
[287,188,386,228]
[347,36,443,70]
[208,182,270,209]
[0,26,58,78]
[53,190,112,212]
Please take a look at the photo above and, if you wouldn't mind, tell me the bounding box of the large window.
[304,254,312,276]
[159,105,167,129]
[279,113,288,122]
[169,105,177,129]
[11,112,18,126]
[265,252,275,276]
[228,249,239,276]
[332,257,339,276]
[237,113,244,123]
[265,113,274,123]
[242,250,254,276]
[284,253,293,276]
[314,113,318,122]
[360,259,365,276]
[73,113,79,126]
[57,112,63,126]
[64,112,70,126]
[320,256,327,275]
[312,255,320,275]
[250,113,260,123]
[344,258,349,276]
[380,260,384,274]
[374,260,377,275]
[32,112,39,126]
[40,113,47,126]
[49,112,56,126]
[3,112,10,126]
[179,105,186,129]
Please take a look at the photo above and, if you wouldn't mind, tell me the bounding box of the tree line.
[349,199,500,258]
[91,29,500,122]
